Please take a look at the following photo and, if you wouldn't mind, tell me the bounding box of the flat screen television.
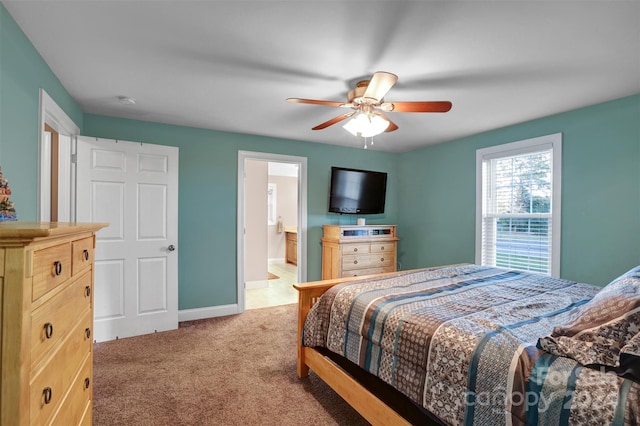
[328,166,387,214]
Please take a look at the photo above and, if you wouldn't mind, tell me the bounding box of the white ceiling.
[4,1,639,153]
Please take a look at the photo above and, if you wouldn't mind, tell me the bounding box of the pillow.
[537,265,640,381]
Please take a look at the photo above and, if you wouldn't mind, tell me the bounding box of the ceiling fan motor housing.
[347,80,375,105]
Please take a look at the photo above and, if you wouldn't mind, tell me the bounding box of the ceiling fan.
[286,71,452,137]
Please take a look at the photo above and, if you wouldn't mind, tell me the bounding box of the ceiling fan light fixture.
[343,113,389,138]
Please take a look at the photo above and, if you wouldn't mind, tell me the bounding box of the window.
[476,133,562,277]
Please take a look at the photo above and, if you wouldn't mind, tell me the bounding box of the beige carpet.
[93,303,369,426]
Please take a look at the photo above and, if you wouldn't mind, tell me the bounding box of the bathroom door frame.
[237,151,307,312]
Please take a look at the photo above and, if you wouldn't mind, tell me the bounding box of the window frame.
[475,133,562,277]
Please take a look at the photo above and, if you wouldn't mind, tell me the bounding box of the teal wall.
[2,3,638,313]
[398,94,640,287]
[0,5,83,218]
[82,115,399,308]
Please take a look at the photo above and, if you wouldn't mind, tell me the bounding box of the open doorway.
[237,151,307,312]
[245,161,299,309]
[38,89,79,222]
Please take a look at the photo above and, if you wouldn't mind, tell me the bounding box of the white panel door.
[76,136,179,342]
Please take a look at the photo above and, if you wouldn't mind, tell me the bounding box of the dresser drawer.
[79,400,92,426]
[341,244,370,255]
[32,243,72,301]
[47,352,92,426]
[31,270,93,370]
[342,253,394,270]
[72,237,94,276]
[342,266,395,277]
[29,310,92,425]
[371,242,395,253]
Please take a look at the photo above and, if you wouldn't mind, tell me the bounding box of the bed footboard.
[294,273,397,377]
[294,273,417,426]
[293,277,345,378]
[294,267,465,426]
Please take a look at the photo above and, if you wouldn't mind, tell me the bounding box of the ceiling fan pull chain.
[362,136,374,149]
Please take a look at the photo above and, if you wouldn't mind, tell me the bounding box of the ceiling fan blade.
[312,112,355,130]
[362,71,398,103]
[384,101,452,113]
[378,113,398,132]
[286,98,344,107]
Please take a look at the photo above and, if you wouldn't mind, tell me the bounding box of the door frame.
[38,88,79,221]
[237,151,307,312]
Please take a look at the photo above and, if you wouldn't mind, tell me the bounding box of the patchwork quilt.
[302,265,640,425]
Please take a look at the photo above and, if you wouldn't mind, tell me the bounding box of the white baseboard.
[269,257,285,264]
[178,304,240,322]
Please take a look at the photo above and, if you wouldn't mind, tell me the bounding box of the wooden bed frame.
[294,269,446,426]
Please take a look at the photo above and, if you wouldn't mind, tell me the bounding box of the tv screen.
[328,167,387,214]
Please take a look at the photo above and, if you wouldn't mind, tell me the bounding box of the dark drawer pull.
[85,286,91,297]
[353,260,358,265]
[44,322,54,339]
[380,257,384,262]
[43,387,52,404]
[53,261,63,276]
[353,248,358,252]
[85,328,91,339]
[83,249,90,261]
[380,246,384,250]
[84,378,91,389]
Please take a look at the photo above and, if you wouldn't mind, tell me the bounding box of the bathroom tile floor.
[246,261,298,310]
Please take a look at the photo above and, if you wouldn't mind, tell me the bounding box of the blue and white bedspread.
[302,264,640,425]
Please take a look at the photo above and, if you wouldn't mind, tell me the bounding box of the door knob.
[167,244,176,252]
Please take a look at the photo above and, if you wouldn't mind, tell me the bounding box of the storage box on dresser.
[0,222,107,426]
[321,224,398,279]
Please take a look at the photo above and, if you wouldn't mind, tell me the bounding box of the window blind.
[481,150,553,274]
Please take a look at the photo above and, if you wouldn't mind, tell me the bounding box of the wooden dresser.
[0,222,106,426]
[321,224,398,279]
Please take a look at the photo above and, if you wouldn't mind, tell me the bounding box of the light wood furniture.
[294,270,413,426]
[285,230,297,265]
[321,224,398,279]
[0,222,107,426]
